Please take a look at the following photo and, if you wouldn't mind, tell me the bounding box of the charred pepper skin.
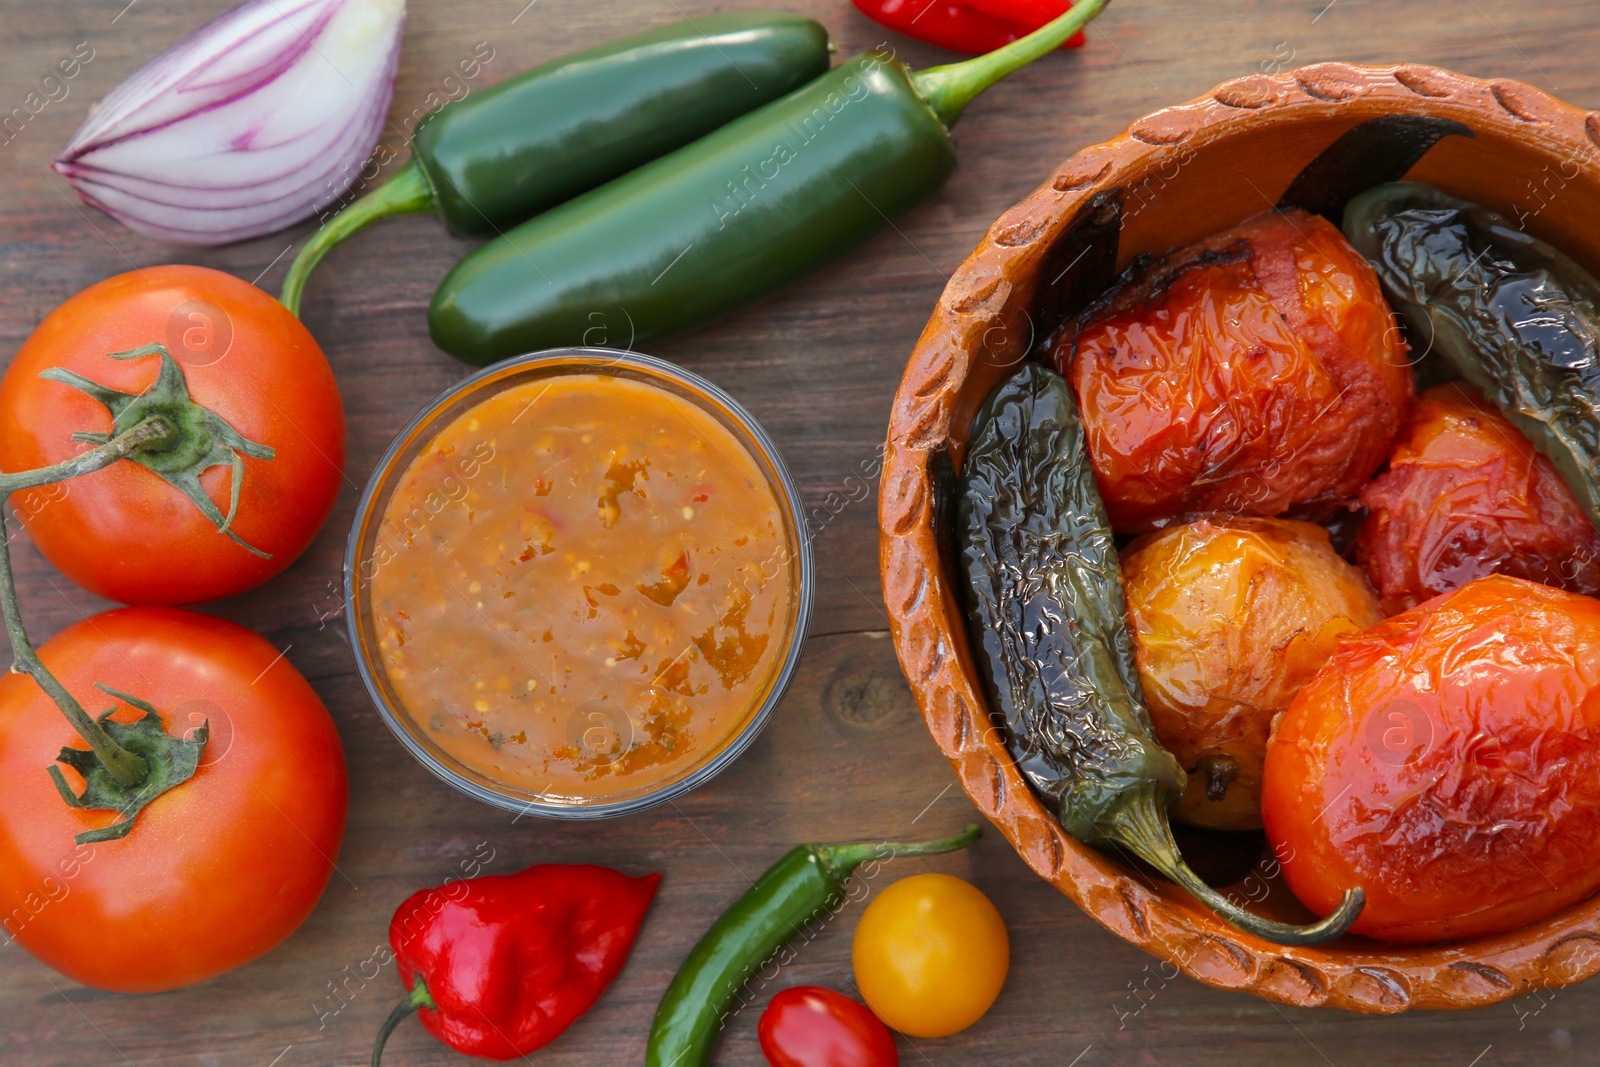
[1343,182,1600,530]
[959,362,1185,845]
[956,363,1364,946]
[429,53,957,364]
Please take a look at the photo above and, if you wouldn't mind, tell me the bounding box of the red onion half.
[55,0,405,246]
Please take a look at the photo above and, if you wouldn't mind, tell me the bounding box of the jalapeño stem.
[280,159,435,317]
[814,822,983,881]
[912,0,1110,129]
[0,416,175,788]
[1110,784,1365,946]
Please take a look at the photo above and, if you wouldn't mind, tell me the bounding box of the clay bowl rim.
[878,61,1600,1013]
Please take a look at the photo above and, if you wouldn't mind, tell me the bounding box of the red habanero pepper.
[851,0,1086,55]
[372,864,660,1064]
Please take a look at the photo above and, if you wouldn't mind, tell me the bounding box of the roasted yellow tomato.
[851,874,1008,1038]
[1122,517,1383,829]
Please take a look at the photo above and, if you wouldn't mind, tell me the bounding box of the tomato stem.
[0,415,173,495]
[0,346,271,841]
[0,417,176,789]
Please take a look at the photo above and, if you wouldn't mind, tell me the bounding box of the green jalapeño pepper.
[646,824,980,1067]
[957,363,1364,946]
[279,13,829,314]
[429,0,1112,365]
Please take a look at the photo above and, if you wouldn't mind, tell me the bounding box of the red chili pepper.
[851,0,1086,54]
[372,863,660,1064]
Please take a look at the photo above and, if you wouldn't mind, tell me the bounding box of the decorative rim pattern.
[878,63,1600,1012]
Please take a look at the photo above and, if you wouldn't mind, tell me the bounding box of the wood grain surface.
[1,1,1596,1064]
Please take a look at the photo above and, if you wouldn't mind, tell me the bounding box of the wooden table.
[2,1,1597,1063]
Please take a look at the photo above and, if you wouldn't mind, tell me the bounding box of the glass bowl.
[346,348,813,819]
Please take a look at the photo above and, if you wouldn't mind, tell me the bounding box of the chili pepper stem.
[0,416,176,788]
[280,158,436,317]
[372,978,437,1067]
[1109,784,1365,947]
[814,823,981,881]
[911,0,1110,128]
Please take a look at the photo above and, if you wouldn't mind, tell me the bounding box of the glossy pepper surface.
[373,863,659,1063]
[646,826,980,1067]
[1055,208,1413,533]
[279,12,829,313]
[850,0,1086,55]
[430,0,1110,365]
[956,363,1363,945]
[1263,575,1600,943]
[1358,382,1600,614]
[1343,182,1600,530]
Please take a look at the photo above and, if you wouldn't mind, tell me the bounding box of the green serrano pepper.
[1343,182,1600,528]
[957,363,1364,946]
[429,0,1111,365]
[279,13,829,314]
[646,824,980,1067]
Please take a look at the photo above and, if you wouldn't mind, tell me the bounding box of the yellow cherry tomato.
[851,873,1009,1037]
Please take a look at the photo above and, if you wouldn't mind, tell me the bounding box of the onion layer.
[55,0,405,246]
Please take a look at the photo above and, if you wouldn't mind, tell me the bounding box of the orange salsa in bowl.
[347,350,812,816]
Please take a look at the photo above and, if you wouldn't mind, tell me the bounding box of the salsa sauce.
[370,373,795,802]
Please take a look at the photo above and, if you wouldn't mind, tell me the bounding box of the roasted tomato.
[1357,382,1600,614]
[0,607,348,991]
[1262,575,1600,943]
[0,266,345,605]
[1122,517,1382,830]
[1054,209,1413,532]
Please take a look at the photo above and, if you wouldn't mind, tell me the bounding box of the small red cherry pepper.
[372,863,660,1064]
[851,0,1086,55]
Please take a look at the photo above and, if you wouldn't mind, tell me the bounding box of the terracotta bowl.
[878,63,1600,1013]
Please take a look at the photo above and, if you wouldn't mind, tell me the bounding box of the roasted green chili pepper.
[279,12,830,314]
[430,0,1110,365]
[645,824,980,1067]
[1344,182,1600,529]
[957,363,1363,946]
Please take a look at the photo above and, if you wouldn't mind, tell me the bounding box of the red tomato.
[0,266,344,604]
[1056,209,1413,533]
[1262,575,1600,943]
[0,607,348,991]
[1358,382,1600,614]
[759,986,898,1067]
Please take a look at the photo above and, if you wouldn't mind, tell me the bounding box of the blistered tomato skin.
[1122,517,1382,830]
[1262,575,1600,944]
[1056,209,1413,533]
[1358,382,1600,614]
